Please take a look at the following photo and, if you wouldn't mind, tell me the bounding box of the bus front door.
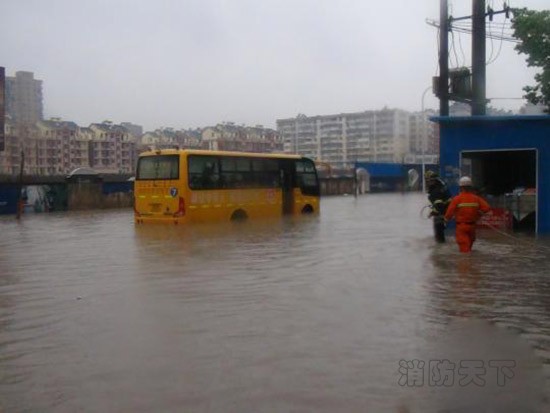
[281,161,295,215]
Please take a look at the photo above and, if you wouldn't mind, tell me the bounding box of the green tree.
[512,8,550,112]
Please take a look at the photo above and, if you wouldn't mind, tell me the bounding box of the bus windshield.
[296,158,320,196]
[137,155,179,180]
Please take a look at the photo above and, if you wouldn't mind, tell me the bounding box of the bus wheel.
[301,205,314,214]
[231,209,248,221]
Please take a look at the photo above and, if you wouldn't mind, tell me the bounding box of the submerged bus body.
[134,149,320,224]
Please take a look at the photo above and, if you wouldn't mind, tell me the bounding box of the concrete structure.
[434,115,550,234]
[5,71,43,123]
[278,108,418,167]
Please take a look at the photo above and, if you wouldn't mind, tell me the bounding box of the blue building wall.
[433,115,550,233]
[355,162,438,192]
[354,162,406,192]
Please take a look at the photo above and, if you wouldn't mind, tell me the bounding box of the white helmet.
[459,176,473,187]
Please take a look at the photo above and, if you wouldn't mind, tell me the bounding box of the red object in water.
[478,208,513,230]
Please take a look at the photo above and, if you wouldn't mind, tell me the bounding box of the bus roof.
[138,149,303,160]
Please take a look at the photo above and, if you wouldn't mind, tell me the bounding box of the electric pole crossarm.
[449,8,510,23]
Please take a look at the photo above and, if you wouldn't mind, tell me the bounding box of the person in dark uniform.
[425,170,452,243]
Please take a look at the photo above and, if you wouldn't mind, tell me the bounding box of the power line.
[450,31,460,68]
[487,24,495,63]
[426,19,520,43]
[486,15,509,65]
[457,30,467,67]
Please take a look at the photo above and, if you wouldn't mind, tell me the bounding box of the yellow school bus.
[134,149,320,224]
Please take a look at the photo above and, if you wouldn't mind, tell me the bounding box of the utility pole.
[432,1,510,116]
[439,0,449,116]
[472,0,486,115]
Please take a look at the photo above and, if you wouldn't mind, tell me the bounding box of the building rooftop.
[431,115,550,124]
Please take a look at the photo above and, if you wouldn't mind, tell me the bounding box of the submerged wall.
[0,179,133,215]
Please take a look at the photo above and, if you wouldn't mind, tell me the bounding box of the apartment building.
[0,121,29,175]
[0,120,138,176]
[278,108,411,166]
[140,128,203,152]
[88,123,136,174]
[33,120,79,175]
[1,120,86,175]
[5,71,43,123]
[201,123,282,153]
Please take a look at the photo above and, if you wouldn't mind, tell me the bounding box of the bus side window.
[252,159,279,188]
[236,158,252,188]
[220,158,237,189]
[204,160,221,189]
[189,155,220,189]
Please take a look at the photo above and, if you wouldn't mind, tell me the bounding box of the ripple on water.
[0,195,549,411]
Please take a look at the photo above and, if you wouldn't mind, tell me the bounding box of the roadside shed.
[355,162,406,192]
[432,115,550,234]
[66,167,102,184]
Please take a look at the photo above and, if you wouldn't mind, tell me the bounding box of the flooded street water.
[1,193,550,412]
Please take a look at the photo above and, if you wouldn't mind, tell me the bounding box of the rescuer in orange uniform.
[444,176,491,253]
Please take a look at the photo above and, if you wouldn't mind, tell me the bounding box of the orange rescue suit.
[444,192,491,253]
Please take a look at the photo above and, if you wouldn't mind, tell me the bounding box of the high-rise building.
[409,110,439,155]
[278,108,411,166]
[5,71,43,123]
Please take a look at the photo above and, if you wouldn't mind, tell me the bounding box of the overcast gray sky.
[2,0,548,131]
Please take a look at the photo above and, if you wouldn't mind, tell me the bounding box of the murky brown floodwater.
[1,193,550,412]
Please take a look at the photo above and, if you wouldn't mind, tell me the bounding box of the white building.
[277,108,412,167]
[408,109,439,158]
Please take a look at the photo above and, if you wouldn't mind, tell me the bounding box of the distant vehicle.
[134,149,320,224]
